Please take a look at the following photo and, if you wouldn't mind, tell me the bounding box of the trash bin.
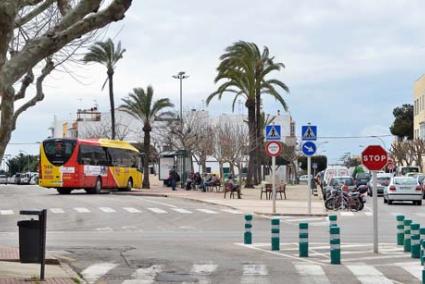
[17,219,41,263]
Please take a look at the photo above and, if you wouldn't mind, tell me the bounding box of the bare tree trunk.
[219,162,224,183]
[0,89,15,160]
[108,70,116,140]
[245,99,256,188]
[142,125,151,189]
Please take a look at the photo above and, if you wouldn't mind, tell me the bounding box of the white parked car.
[384,176,422,205]
[0,175,6,184]
[299,175,309,184]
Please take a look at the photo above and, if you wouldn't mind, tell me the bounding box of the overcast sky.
[7,0,425,163]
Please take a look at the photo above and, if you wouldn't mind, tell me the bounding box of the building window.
[420,124,425,140]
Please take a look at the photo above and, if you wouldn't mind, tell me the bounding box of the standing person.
[168,167,178,191]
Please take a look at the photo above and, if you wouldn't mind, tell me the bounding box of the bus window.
[43,139,76,166]
[78,144,108,166]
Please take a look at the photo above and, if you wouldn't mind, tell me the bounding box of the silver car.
[384,176,422,205]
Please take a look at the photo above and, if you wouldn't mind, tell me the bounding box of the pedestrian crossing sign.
[265,125,281,141]
[302,125,317,141]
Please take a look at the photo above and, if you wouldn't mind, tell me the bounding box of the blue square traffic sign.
[265,125,281,141]
[302,125,317,141]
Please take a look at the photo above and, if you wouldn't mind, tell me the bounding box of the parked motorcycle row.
[324,183,369,211]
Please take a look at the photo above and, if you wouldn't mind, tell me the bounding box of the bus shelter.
[159,150,192,188]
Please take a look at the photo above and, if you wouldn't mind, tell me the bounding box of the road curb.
[111,191,168,197]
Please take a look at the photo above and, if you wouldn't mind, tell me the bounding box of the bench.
[224,183,241,199]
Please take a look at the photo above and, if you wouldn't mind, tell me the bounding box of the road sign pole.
[307,156,311,215]
[372,170,378,253]
[272,155,276,214]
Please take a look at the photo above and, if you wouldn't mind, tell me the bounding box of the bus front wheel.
[87,178,102,194]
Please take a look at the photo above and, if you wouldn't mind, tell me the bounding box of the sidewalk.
[0,246,83,284]
[116,175,327,216]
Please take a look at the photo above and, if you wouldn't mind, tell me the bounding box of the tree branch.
[12,58,54,130]
[18,0,44,8]
[15,0,55,28]
[55,0,102,32]
[57,0,71,16]
[3,0,132,85]
[14,70,34,101]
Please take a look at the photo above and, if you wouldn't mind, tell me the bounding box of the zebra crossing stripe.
[172,208,193,214]
[81,262,117,284]
[242,264,268,276]
[74,207,90,213]
[0,210,13,215]
[294,263,330,284]
[50,208,65,214]
[147,208,167,214]
[196,209,218,214]
[364,212,373,216]
[191,263,218,275]
[395,262,421,280]
[123,207,141,213]
[346,264,393,284]
[340,212,354,217]
[122,264,162,284]
[99,207,116,213]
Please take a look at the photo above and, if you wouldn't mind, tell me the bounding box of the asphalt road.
[0,185,424,283]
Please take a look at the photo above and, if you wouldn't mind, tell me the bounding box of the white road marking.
[309,222,330,227]
[74,207,90,213]
[340,212,354,216]
[96,227,113,231]
[395,262,421,280]
[285,217,326,223]
[99,207,116,213]
[415,213,425,217]
[50,208,65,214]
[147,208,167,214]
[0,210,13,215]
[143,198,177,208]
[241,264,270,284]
[196,209,218,214]
[390,212,403,217]
[220,209,243,214]
[364,212,373,216]
[81,262,117,284]
[171,208,192,214]
[123,207,141,213]
[190,263,218,284]
[122,264,162,284]
[346,264,393,284]
[294,263,331,284]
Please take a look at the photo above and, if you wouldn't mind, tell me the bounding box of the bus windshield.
[43,139,76,166]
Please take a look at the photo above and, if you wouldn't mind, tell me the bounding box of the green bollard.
[421,228,425,265]
[299,223,309,257]
[330,226,341,264]
[329,215,337,227]
[396,215,405,245]
[422,241,425,284]
[404,219,412,252]
[271,218,280,251]
[411,223,421,258]
[244,214,253,245]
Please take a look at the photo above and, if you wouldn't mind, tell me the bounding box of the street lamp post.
[172,71,189,124]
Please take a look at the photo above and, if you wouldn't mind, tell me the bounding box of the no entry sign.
[361,145,388,171]
[265,141,283,157]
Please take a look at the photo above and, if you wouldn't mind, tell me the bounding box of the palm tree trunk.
[142,126,151,189]
[245,98,256,188]
[107,69,116,140]
[255,89,262,185]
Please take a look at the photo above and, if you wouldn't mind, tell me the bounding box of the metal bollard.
[330,226,341,264]
[421,228,425,265]
[422,241,425,284]
[411,223,421,258]
[329,215,337,227]
[299,223,308,257]
[404,219,412,252]
[271,218,280,251]
[396,215,405,245]
[244,214,253,245]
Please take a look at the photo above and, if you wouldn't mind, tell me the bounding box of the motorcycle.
[325,184,365,211]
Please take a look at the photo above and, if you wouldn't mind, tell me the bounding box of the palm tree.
[207,41,289,186]
[83,38,126,140]
[120,86,174,189]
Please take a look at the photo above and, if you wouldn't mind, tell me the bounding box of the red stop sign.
[362,145,388,171]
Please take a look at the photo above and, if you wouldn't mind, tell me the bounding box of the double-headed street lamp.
[172,71,189,125]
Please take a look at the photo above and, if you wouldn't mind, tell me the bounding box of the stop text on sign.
[363,155,387,162]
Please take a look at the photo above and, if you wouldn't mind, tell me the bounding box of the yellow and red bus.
[39,138,142,194]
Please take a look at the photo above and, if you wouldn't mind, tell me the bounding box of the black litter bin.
[17,219,41,263]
